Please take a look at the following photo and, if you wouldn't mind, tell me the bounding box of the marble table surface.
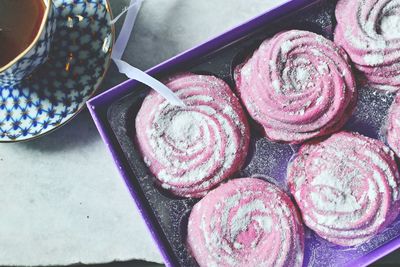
[1,0,399,266]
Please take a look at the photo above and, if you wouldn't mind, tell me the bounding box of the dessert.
[135,73,250,198]
[335,0,400,91]
[386,93,400,156]
[288,131,400,246]
[235,30,356,143]
[187,178,304,267]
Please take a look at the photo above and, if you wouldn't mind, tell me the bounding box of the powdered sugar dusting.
[380,14,400,38]
[311,171,362,215]
[364,53,385,65]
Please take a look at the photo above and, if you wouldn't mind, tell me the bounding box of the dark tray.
[89,0,400,266]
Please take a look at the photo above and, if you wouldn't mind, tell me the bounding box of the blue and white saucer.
[0,0,114,142]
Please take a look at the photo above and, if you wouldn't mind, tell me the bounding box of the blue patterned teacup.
[0,0,56,87]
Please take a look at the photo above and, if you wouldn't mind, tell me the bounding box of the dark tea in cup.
[0,0,46,68]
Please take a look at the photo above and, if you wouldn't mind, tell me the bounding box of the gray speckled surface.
[1,0,399,266]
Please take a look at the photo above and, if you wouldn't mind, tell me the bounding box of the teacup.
[0,0,56,87]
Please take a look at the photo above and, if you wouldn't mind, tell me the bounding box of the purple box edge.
[86,0,399,266]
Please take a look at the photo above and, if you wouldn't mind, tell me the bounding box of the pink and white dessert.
[187,178,304,267]
[235,30,357,144]
[335,0,400,92]
[386,94,400,156]
[135,73,250,198]
[288,131,400,246]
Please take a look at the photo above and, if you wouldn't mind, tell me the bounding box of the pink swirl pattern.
[288,131,400,246]
[335,0,400,92]
[187,178,304,267]
[235,30,357,144]
[387,94,400,156]
[135,73,250,198]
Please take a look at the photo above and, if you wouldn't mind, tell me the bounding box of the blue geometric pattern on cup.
[0,2,57,87]
[0,0,113,142]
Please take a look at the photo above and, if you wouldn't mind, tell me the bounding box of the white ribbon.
[110,0,185,106]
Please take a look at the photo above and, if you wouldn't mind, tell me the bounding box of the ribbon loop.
[110,0,185,106]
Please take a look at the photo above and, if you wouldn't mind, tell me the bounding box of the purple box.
[87,0,400,266]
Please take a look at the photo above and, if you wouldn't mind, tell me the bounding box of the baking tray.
[87,0,400,266]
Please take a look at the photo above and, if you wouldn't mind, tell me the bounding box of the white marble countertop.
[0,0,288,265]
